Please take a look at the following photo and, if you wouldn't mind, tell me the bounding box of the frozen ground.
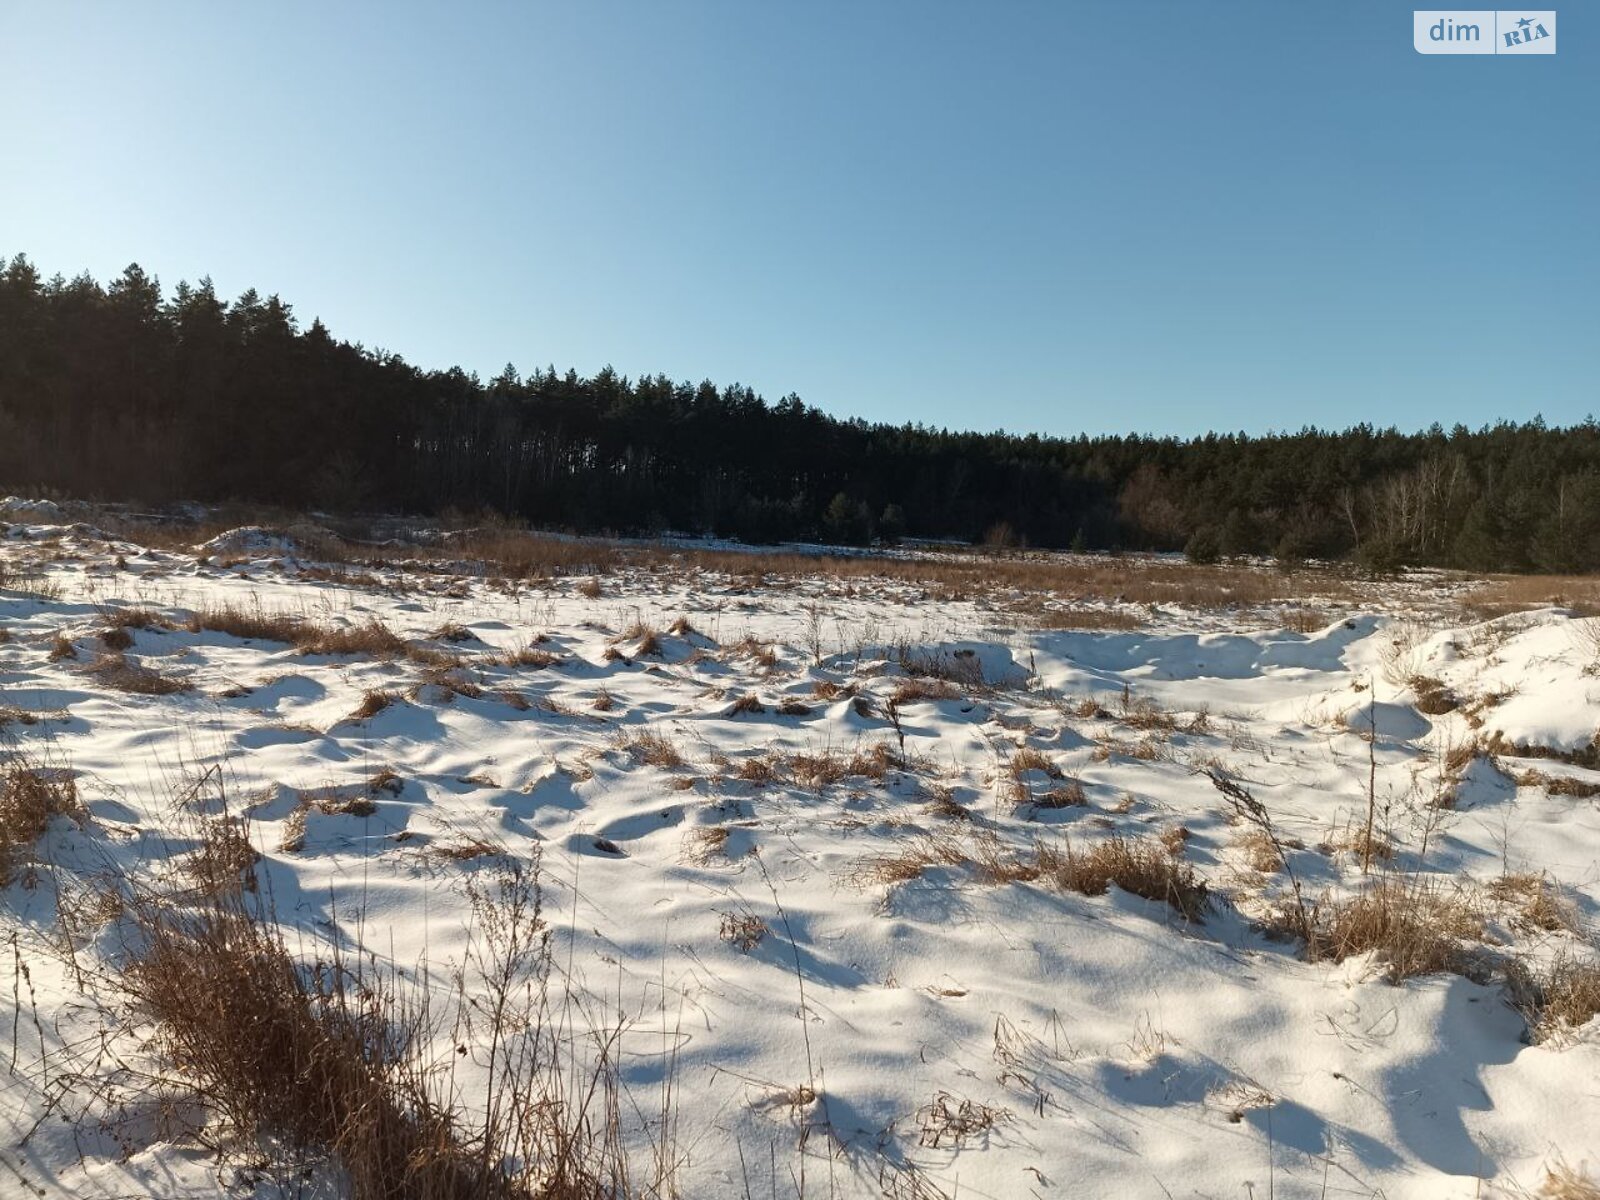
[1,508,1597,1199]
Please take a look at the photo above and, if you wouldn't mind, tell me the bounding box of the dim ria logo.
[1414,10,1555,53]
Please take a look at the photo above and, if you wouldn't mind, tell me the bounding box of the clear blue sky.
[1,2,1594,437]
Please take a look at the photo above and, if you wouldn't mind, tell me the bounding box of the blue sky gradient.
[1,2,1594,436]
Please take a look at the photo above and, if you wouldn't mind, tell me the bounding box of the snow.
[1,512,1597,1198]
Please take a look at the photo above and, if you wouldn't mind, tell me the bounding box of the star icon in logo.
[1517,15,1534,28]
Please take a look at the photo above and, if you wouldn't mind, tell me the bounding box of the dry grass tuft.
[972,834,1208,919]
[1512,955,1600,1044]
[88,652,193,695]
[1409,675,1459,715]
[727,636,779,671]
[498,643,560,669]
[1027,606,1142,632]
[590,687,614,712]
[1236,830,1284,873]
[734,755,779,786]
[617,729,685,768]
[187,817,261,896]
[890,679,961,706]
[1008,746,1060,779]
[1036,780,1089,810]
[432,836,504,861]
[1282,607,1328,634]
[187,605,410,659]
[1542,1161,1600,1199]
[349,689,400,721]
[718,910,768,952]
[1041,836,1208,919]
[616,622,662,657]
[924,784,969,821]
[576,576,603,599]
[1488,873,1579,933]
[102,606,174,631]
[368,769,405,796]
[1517,768,1600,799]
[1289,878,1484,982]
[790,743,896,789]
[300,619,408,658]
[48,632,77,661]
[683,826,733,865]
[847,836,969,888]
[109,852,638,1200]
[916,1091,1009,1149]
[728,693,765,715]
[0,758,86,884]
[99,625,135,650]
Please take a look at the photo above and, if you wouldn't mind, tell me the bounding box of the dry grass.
[576,576,603,599]
[617,729,685,768]
[972,834,1208,919]
[728,693,765,715]
[102,605,175,631]
[368,768,405,796]
[498,643,560,669]
[1512,955,1600,1044]
[1517,768,1600,799]
[432,836,505,861]
[105,846,647,1200]
[1041,836,1208,919]
[1023,605,1142,631]
[924,784,969,821]
[48,632,77,661]
[349,689,400,721]
[188,604,412,659]
[1543,1161,1600,1199]
[299,619,408,657]
[615,622,662,657]
[889,679,961,706]
[1488,873,1579,933]
[88,652,194,695]
[1282,607,1329,634]
[683,826,732,865]
[789,743,896,788]
[1461,575,1600,619]
[733,755,779,786]
[0,756,86,884]
[635,545,1352,612]
[726,636,778,670]
[1008,746,1060,779]
[1236,830,1284,873]
[847,835,969,888]
[915,1091,1009,1149]
[186,817,261,896]
[718,910,768,952]
[590,687,614,712]
[1035,779,1089,810]
[1542,1164,1600,1200]
[1288,878,1484,982]
[1409,675,1459,715]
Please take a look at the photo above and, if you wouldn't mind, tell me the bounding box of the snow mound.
[0,496,64,520]
[195,526,301,559]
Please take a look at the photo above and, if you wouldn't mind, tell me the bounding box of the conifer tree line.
[2,254,1598,571]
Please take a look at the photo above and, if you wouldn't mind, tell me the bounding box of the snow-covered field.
[2,504,1598,1199]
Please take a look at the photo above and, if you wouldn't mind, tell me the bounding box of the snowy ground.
[2,506,1598,1199]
